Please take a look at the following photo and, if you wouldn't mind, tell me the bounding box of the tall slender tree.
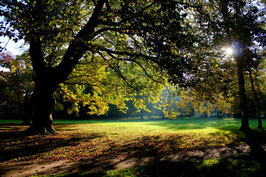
[181,0,265,130]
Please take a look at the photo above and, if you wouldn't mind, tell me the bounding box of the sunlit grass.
[0,118,265,176]
[54,117,264,134]
[2,117,263,162]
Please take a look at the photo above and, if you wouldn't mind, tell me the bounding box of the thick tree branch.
[56,0,107,83]
[29,35,46,76]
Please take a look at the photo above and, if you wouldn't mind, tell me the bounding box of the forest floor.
[0,118,266,177]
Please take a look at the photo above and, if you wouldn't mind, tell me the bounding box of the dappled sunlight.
[0,120,246,163]
[1,119,266,176]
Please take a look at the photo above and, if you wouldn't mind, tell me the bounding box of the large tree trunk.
[26,76,58,134]
[236,56,251,131]
[27,88,56,134]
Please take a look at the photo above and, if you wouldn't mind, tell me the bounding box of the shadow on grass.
[240,130,266,175]
[0,124,30,140]
[1,122,266,177]
[0,128,103,163]
[61,150,265,177]
[126,155,263,177]
[210,129,266,176]
[55,129,266,177]
[68,127,266,176]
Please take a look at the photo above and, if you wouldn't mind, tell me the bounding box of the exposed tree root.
[25,125,57,135]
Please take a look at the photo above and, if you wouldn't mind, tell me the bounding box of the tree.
[0,52,34,120]
[180,0,265,130]
[216,0,264,130]
[1,0,199,134]
[245,49,264,128]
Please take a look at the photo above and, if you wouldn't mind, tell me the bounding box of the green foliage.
[0,52,34,116]
[57,53,166,116]
[1,0,198,118]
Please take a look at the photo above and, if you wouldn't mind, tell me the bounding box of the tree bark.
[236,56,251,131]
[26,85,57,134]
[26,68,59,134]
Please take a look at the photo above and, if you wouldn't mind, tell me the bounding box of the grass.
[1,117,263,130]
[0,117,265,176]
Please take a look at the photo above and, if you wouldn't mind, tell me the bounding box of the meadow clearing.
[0,117,265,177]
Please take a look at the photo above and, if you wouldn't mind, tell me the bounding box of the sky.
[0,36,28,56]
[0,36,28,71]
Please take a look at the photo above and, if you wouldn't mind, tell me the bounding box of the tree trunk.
[236,56,251,131]
[248,70,263,129]
[161,113,165,120]
[26,84,57,134]
[22,93,33,125]
[140,110,144,120]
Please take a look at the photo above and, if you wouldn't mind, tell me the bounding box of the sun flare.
[224,47,234,56]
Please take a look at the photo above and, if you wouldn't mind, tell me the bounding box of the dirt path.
[0,143,259,177]
[0,160,78,177]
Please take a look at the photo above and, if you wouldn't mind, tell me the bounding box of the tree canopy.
[0,0,265,133]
